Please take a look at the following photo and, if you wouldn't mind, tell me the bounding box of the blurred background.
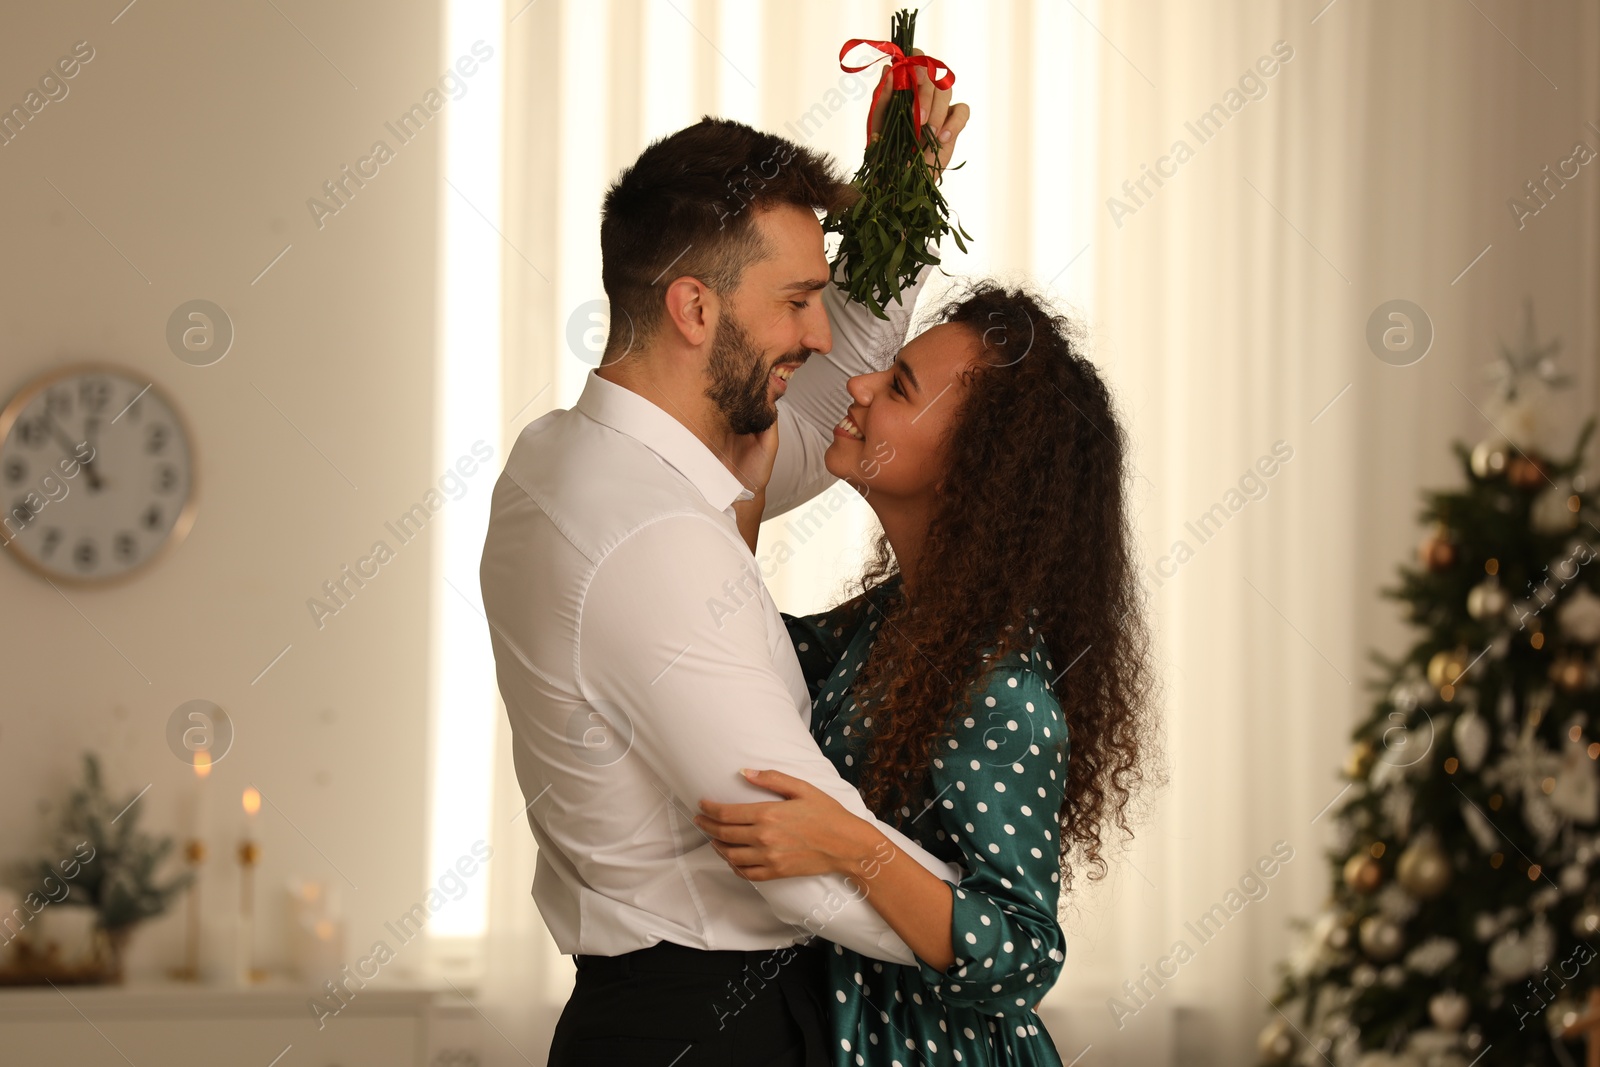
[1,1,1597,1064]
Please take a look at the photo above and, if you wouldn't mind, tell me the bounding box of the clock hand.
[43,411,103,491]
[85,415,101,470]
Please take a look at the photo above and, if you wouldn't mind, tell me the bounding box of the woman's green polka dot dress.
[783,577,1070,1067]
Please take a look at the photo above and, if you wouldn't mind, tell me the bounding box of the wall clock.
[0,363,197,585]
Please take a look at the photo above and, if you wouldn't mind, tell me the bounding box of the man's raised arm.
[764,265,930,517]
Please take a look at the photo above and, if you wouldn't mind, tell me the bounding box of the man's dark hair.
[598,116,858,360]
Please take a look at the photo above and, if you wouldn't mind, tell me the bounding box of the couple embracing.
[480,63,1157,1067]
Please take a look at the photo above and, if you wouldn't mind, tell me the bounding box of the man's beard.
[704,307,803,435]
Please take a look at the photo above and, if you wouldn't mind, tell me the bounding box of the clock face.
[0,364,196,585]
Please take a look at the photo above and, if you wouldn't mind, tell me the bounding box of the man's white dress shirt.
[479,275,960,966]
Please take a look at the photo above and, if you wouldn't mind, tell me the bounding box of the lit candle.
[237,787,263,986]
[190,750,211,841]
[241,786,261,838]
[304,917,344,978]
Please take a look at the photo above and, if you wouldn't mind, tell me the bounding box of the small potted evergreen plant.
[9,752,191,982]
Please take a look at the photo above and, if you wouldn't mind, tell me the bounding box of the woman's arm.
[727,418,776,555]
[697,658,1070,1014]
[696,768,956,971]
[823,802,958,971]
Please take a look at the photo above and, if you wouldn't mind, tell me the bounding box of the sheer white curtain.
[477,2,1600,1064]
[1076,1,1600,1063]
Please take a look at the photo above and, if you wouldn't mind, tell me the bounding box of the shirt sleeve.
[912,660,1071,1016]
[764,264,930,518]
[577,512,961,965]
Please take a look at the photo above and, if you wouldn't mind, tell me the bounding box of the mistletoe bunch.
[824,8,970,320]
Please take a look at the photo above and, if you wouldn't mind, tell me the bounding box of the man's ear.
[662,275,714,347]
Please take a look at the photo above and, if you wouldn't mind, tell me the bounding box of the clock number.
[6,499,33,532]
[73,538,97,572]
[114,532,138,562]
[4,457,24,485]
[41,528,61,557]
[17,415,49,449]
[146,423,168,455]
[45,389,74,419]
[143,504,163,531]
[156,464,178,493]
[78,379,111,413]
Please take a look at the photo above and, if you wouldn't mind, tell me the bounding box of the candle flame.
[242,787,261,815]
[193,750,212,777]
[315,919,335,939]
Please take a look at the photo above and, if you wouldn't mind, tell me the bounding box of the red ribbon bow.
[838,38,955,140]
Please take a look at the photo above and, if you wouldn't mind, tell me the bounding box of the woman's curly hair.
[843,281,1166,905]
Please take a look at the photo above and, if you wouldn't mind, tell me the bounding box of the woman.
[695,283,1162,1066]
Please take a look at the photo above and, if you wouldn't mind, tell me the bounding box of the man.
[480,82,970,1066]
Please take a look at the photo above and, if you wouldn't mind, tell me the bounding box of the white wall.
[0,0,452,980]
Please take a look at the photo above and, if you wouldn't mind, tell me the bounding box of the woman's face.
[824,322,983,501]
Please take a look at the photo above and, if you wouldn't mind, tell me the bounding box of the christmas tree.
[1257,304,1600,1067]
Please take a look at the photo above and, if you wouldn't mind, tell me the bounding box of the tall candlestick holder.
[166,839,206,982]
[236,840,266,985]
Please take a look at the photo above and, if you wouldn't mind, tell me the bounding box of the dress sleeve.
[912,658,1071,1017]
[780,594,871,700]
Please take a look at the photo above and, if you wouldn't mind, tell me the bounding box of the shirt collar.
[575,370,754,512]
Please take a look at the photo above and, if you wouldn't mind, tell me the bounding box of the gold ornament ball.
[1428,990,1470,1031]
[1532,485,1582,534]
[1344,739,1375,779]
[1420,528,1457,571]
[1466,580,1508,621]
[1359,915,1404,961]
[1256,1017,1295,1063]
[1545,995,1587,1041]
[1344,853,1382,894]
[1396,837,1452,899]
[1552,657,1589,693]
[1508,453,1549,489]
[1427,648,1469,691]
[1470,438,1509,478]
